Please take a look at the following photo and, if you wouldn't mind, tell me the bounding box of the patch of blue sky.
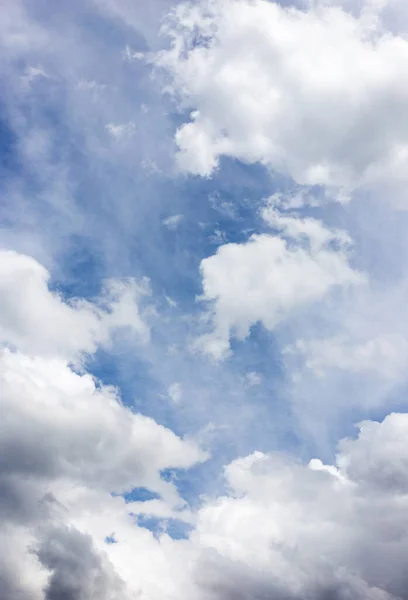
[1,0,287,310]
[111,487,161,503]
[86,313,291,453]
[105,534,118,545]
[134,514,194,540]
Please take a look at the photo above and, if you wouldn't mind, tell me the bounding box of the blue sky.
[3,1,408,599]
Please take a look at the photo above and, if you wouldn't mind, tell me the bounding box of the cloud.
[35,525,128,600]
[0,348,206,507]
[105,122,137,139]
[162,214,184,229]
[7,398,408,600]
[189,412,408,600]
[0,0,177,277]
[0,250,150,361]
[168,381,183,403]
[245,371,261,387]
[337,412,408,492]
[197,213,364,358]
[157,0,408,204]
[0,348,205,599]
[289,333,408,380]
[0,249,207,600]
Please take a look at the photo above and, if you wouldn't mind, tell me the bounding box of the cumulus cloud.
[157,0,408,204]
[35,526,128,600]
[197,213,363,358]
[0,250,150,361]
[0,250,207,600]
[189,412,408,600]
[7,250,406,600]
[0,345,206,597]
[7,394,408,600]
[0,349,205,500]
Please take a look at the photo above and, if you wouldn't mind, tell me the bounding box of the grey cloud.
[196,551,396,600]
[35,526,128,600]
[196,551,297,600]
[0,565,34,600]
[0,476,56,524]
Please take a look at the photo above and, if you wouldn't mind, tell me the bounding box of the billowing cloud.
[35,525,129,600]
[0,250,207,600]
[197,212,364,358]
[157,0,408,204]
[0,349,205,501]
[0,250,150,360]
[189,412,408,600]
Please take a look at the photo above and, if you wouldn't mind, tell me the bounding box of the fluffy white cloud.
[197,213,363,358]
[0,249,207,600]
[0,349,207,600]
[0,250,150,361]
[67,410,406,600]
[0,349,205,500]
[188,412,408,600]
[7,396,408,600]
[157,0,408,204]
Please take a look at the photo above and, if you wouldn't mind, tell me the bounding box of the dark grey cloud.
[35,526,128,600]
[0,476,57,524]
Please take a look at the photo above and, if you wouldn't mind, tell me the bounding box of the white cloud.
[290,333,408,380]
[6,364,408,600]
[0,251,208,600]
[337,412,408,492]
[0,348,206,501]
[0,250,150,361]
[168,381,183,403]
[261,203,352,252]
[197,215,364,358]
[122,45,145,61]
[162,214,184,229]
[105,122,136,139]
[22,65,49,85]
[188,412,408,600]
[245,371,261,387]
[157,0,408,204]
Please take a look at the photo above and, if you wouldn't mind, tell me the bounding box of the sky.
[2,0,408,598]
